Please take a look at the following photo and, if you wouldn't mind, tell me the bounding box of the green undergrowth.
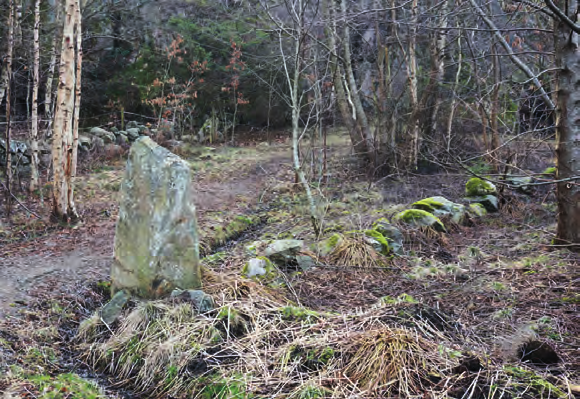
[200,214,261,255]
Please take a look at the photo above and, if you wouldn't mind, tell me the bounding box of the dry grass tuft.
[328,234,384,268]
[342,328,441,396]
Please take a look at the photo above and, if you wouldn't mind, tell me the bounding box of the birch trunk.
[51,0,80,222]
[44,0,61,138]
[406,0,419,169]
[553,0,580,246]
[426,0,449,136]
[490,42,501,172]
[340,0,375,165]
[323,0,366,158]
[29,0,41,192]
[4,0,14,218]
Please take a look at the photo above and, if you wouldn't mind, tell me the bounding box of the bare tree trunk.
[426,0,449,136]
[44,0,61,138]
[490,42,501,172]
[340,0,375,165]
[51,0,80,222]
[405,0,420,169]
[29,0,41,192]
[447,23,462,152]
[323,0,367,159]
[4,0,14,219]
[552,0,580,247]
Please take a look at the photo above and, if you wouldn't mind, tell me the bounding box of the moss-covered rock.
[464,195,499,212]
[394,209,446,232]
[372,218,404,254]
[411,196,466,224]
[313,233,344,257]
[364,229,391,255]
[467,203,487,217]
[542,166,556,176]
[242,256,277,279]
[465,177,496,196]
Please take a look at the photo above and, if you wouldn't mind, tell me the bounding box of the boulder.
[364,230,391,255]
[464,195,499,212]
[111,137,201,299]
[126,128,141,141]
[394,209,446,232]
[263,239,304,264]
[412,196,466,224]
[242,257,271,278]
[465,177,496,196]
[126,120,139,129]
[372,218,404,254]
[90,127,116,144]
[110,126,119,134]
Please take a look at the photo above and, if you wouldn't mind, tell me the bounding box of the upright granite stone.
[111,137,201,298]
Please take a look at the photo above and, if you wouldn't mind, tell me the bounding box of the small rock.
[264,239,304,264]
[372,218,404,254]
[171,289,215,313]
[126,121,139,129]
[467,203,487,217]
[244,257,268,277]
[100,290,129,325]
[506,176,533,194]
[116,133,129,145]
[296,254,316,271]
[126,128,140,141]
[90,127,116,144]
[464,195,499,212]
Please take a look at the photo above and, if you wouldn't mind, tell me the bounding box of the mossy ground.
[1,128,578,398]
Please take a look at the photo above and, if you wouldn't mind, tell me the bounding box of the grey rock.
[137,125,150,135]
[78,135,92,148]
[126,128,140,141]
[116,133,129,145]
[100,289,129,325]
[467,203,487,217]
[464,195,499,212]
[111,137,201,299]
[126,120,139,129]
[372,219,404,254]
[506,176,534,194]
[296,254,316,271]
[264,239,304,264]
[244,257,268,277]
[90,127,116,144]
[110,127,119,134]
[171,289,215,313]
[93,136,105,150]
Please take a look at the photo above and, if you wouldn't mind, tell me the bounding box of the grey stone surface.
[111,137,201,299]
[171,289,215,313]
[372,219,404,254]
[100,290,129,325]
[126,128,141,141]
[264,240,304,264]
[464,195,499,212]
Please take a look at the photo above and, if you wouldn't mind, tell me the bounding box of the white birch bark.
[29,0,41,192]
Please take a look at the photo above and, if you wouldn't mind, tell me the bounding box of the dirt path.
[0,144,292,318]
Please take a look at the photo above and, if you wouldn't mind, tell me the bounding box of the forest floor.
[0,129,579,398]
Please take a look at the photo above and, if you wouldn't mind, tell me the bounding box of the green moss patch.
[465,177,496,196]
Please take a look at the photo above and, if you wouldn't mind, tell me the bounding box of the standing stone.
[111,137,201,299]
